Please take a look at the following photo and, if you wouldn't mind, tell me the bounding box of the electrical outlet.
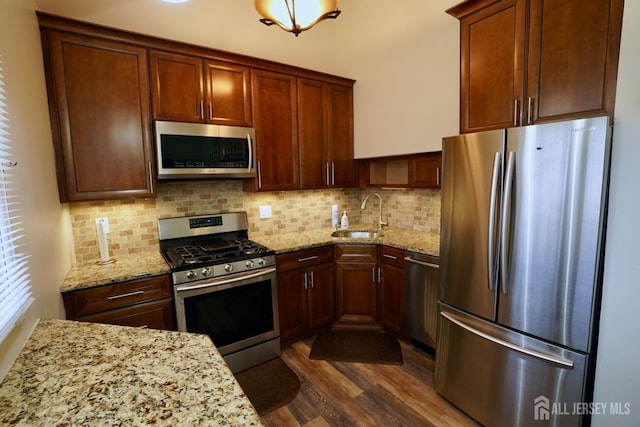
[259,205,272,219]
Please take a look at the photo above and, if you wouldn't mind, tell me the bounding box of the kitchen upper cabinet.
[409,153,441,188]
[245,69,300,191]
[360,152,442,189]
[449,0,623,133]
[298,79,355,189]
[277,246,335,343]
[150,50,252,126]
[41,30,155,202]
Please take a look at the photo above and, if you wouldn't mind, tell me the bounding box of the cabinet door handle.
[108,290,144,300]
[209,101,213,121]
[257,161,263,189]
[310,271,315,288]
[326,162,330,186]
[147,161,154,194]
[513,99,519,127]
[332,162,336,186]
[303,272,308,290]
[436,167,440,187]
[378,267,382,284]
[200,100,205,120]
[297,255,318,262]
[527,97,534,125]
[383,254,398,260]
[372,267,376,283]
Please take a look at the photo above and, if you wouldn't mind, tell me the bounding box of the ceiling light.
[254,0,340,37]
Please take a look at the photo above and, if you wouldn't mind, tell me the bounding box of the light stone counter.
[61,250,171,293]
[0,319,262,426]
[251,226,440,257]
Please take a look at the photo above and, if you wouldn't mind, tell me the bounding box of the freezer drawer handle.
[441,311,574,369]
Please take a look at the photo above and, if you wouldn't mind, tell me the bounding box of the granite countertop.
[61,250,171,293]
[0,319,262,426]
[251,226,440,257]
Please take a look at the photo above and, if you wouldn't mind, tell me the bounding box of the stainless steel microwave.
[154,121,256,180]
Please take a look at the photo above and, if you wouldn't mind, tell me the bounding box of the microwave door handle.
[246,133,253,172]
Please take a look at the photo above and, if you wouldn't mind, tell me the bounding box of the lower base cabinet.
[277,246,335,344]
[62,275,176,330]
[377,246,406,335]
[335,245,378,325]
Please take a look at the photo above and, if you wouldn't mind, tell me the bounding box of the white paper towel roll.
[96,220,110,262]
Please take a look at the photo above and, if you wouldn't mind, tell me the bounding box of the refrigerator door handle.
[500,151,516,294]
[441,311,574,368]
[487,152,502,291]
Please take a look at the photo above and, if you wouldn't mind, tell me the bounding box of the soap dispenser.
[341,211,349,229]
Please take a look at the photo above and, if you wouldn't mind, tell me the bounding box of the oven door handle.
[175,267,277,292]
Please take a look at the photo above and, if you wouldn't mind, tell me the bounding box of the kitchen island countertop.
[251,226,440,256]
[0,319,262,426]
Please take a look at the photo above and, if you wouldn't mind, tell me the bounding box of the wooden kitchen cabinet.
[41,29,155,202]
[62,275,176,330]
[149,50,252,126]
[298,79,355,189]
[377,246,406,336]
[360,152,442,189]
[448,0,623,133]
[245,69,300,191]
[277,246,335,343]
[335,245,378,326]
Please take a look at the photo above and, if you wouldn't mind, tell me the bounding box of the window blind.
[0,56,32,343]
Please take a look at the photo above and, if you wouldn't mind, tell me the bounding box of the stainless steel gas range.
[158,212,279,373]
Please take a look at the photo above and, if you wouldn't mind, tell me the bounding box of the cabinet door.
[149,50,204,122]
[526,0,623,123]
[298,78,328,189]
[277,268,309,342]
[378,264,405,335]
[453,0,527,133]
[335,262,377,323]
[249,70,299,191]
[47,31,154,201]
[205,60,252,126]
[308,263,335,330]
[76,298,176,330]
[328,84,355,188]
[409,153,442,188]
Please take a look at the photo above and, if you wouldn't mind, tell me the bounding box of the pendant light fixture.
[254,0,341,37]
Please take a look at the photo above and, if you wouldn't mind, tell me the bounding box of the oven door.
[174,267,279,356]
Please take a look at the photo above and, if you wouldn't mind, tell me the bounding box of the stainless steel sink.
[331,230,385,238]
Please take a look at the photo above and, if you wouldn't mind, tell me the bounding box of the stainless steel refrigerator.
[435,116,612,427]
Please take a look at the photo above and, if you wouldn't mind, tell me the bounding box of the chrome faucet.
[360,192,388,230]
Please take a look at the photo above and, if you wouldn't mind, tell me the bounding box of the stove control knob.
[186,270,197,280]
[201,267,211,277]
[257,257,266,267]
[245,260,255,269]
[224,264,234,272]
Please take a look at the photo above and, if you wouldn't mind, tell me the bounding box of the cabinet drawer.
[335,244,377,263]
[63,275,172,318]
[277,245,334,272]
[379,246,406,268]
[76,298,176,330]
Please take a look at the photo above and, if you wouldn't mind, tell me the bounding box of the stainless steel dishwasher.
[404,253,440,350]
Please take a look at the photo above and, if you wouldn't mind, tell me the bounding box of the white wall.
[592,1,640,425]
[34,0,459,157]
[0,0,72,379]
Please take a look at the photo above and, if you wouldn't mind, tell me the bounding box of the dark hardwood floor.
[261,337,478,426]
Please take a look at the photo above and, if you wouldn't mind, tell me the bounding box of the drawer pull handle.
[383,254,398,260]
[107,290,144,300]
[298,255,319,262]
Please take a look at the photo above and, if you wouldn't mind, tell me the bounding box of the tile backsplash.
[69,181,440,263]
